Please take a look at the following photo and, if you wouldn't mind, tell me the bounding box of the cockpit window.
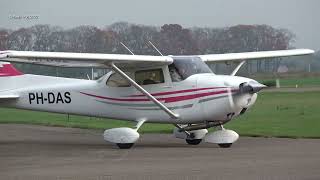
[135,68,164,85]
[169,57,213,81]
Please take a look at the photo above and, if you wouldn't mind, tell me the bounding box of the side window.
[135,69,164,85]
[106,73,131,87]
[169,64,182,82]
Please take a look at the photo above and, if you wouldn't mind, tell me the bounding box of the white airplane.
[0,48,314,149]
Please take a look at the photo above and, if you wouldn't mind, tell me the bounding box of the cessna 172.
[0,48,314,149]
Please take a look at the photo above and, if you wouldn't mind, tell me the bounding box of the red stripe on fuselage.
[127,87,226,97]
[80,88,236,103]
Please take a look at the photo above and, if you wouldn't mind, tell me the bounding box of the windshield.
[169,57,213,81]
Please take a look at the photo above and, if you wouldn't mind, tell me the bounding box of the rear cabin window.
[106,73,131,87]
[135,69,164,85]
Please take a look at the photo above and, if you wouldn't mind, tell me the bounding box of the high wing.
[198,49,314,62]
[0,50,173,68]
[0,49,314,68]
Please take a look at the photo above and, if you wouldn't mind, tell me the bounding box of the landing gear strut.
[174,124,208,146]
[104,119,146,149]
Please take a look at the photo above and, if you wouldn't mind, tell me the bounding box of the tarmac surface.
[1,124,320,180]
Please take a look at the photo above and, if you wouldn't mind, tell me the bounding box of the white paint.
[204,129,239,144]
[103,128,140,144]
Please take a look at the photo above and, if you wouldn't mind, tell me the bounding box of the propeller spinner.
[227,81,266,110]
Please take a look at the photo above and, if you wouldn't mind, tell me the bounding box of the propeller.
[227,81,266,109]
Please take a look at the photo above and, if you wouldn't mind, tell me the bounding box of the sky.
[1,0,319,50]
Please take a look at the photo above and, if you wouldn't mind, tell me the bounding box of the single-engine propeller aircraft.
[0,47,314,149]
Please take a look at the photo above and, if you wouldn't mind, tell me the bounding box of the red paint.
[163,90,228,103]
[127,87,226,97]
[80,89,237,103]
[0,64,23,77]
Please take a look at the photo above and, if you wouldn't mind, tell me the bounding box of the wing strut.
[230,61,245,76]
[110,63,179,119]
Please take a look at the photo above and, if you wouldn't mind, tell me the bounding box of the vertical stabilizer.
[0,62,23,77]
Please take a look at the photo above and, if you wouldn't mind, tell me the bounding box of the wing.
[199,49,314,62]
[0,50,173,68]
[0,49,314,68]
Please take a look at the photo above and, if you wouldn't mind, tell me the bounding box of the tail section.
[0,62,24,92]
[0,62,23,77]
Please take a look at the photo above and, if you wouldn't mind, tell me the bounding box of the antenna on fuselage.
[148,41,164,56]
[120,42,135,55]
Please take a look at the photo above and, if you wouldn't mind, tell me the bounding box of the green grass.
[279,77,320,87]
[225,91,320,138]
[258,77,320,87]
[1,91,320,138]
[0,108,172,133]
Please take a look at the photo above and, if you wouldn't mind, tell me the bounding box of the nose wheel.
[116,143,134,149]
[204,125,239,148]
[186,139,202,145]
[218,143,232,148]
[104,119,146,149]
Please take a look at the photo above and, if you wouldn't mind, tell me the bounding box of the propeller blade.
[227,87,235,109]
[240,82,266,94]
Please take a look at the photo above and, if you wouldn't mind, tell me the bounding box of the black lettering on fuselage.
[28,92,72,105]
[29,93,35,104]
[48,92,55,104]
[36,92,44,104]
[56,93,64,104]
[64,92,71,103]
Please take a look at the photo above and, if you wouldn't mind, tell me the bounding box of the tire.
[186,139,202,145]
[116,143,134,149]
[218,143,232,148]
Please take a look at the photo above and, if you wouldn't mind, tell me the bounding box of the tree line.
[1,22,316,77]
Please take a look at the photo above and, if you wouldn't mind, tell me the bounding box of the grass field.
[226,91,320,138]
[278,77,320,87]
[0,91,320,138]
[258,77,320,87]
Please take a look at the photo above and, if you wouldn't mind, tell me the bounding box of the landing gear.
[173,124,208,146]
[218,143,232,148]
[104,119,146,149]
[116,143,134,149]
[186,139,202,145]
[205,125,239,148]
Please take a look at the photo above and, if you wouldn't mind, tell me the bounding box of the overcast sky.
[1,0,319,50]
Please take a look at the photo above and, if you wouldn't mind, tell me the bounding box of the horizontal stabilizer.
[0,94,19,100]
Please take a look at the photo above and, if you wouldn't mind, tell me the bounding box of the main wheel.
[218,143,232,148]
[186,139,202,145]
[116,143,134,149]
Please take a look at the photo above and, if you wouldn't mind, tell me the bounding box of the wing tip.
[302,49,315,54]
